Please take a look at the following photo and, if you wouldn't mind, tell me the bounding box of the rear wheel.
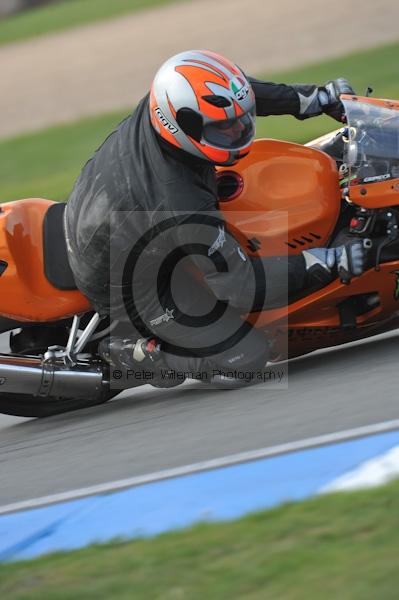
[2,320,123,417]
[0,389,121,418]
[9,325,69,355]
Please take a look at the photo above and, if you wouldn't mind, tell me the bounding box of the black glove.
[302,239,368,286]
[293,78,355,121]
[318,78,356,122]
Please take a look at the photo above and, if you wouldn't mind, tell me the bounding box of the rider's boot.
[98,336,182,388]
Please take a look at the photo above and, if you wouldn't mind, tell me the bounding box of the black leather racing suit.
[64,80,322,378]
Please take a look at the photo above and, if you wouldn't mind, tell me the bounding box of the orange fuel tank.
[0,199,91,322]
[217,139,341,256]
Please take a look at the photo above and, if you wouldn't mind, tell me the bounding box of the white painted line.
[321,445,399,493]
[2,418,399,516]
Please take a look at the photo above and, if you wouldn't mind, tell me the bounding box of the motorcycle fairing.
[247,261,399,360]
[0,199,91,322]
[217,138,399,359]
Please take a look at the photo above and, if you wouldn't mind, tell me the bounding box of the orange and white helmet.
[150,50,256,166]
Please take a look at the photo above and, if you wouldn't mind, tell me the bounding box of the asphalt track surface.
[1,330,399,507]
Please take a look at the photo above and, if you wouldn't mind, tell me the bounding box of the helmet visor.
[202,109,256,150]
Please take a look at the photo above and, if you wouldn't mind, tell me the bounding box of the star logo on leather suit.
[208,226,226,256]
[149,308,175,327]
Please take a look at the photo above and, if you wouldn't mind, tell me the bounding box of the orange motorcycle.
[1,94,399,417]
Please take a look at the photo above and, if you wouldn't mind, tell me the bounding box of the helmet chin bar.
[215,149,251,167]
[220,153,240,167]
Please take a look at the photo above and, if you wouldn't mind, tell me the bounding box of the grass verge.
[1,41,399,202]
[1,478,399,599]
[0,0,181,46]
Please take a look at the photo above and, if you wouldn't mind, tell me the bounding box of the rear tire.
[0,390,120,418]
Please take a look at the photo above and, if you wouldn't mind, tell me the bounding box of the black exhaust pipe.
[0,353,106,401]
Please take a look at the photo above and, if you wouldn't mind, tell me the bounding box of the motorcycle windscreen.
[342,97,399,207]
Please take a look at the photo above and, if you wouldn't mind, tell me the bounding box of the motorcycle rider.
[64,50,367,386]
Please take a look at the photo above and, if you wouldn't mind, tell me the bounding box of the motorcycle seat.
[43,202,77,290]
